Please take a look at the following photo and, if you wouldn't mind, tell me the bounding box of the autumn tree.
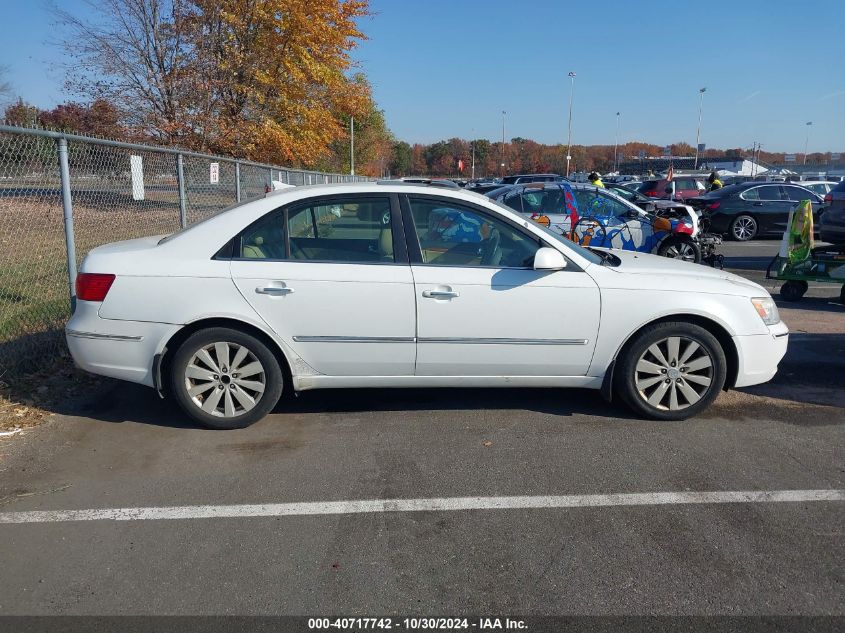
[3,99,39,127]
[38,99,125,137]
[390,141,412,176]
[58,0,193,143]
[59,0,376,166]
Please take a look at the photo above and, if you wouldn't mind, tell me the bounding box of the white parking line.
[0,489,842,524]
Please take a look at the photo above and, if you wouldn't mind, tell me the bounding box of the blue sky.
[2,0,843,152]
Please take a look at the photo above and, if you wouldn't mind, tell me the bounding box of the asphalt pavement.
[0,241,843,620]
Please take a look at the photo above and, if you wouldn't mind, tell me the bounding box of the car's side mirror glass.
[533,247,567,271]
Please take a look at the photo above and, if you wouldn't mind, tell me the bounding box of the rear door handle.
[256,286,293,296]
[422,289,459,299]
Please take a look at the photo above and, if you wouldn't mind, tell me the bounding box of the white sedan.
[66,182,788,429]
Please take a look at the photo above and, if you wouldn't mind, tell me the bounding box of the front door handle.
[256,286,293,296]
[422,289,459,299]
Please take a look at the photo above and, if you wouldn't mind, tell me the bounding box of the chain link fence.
[0,125,369,380]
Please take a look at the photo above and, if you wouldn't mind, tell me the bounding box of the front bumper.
[732,321,789,388]
[66,301,179,387]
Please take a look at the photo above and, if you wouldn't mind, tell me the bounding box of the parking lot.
[0,240,843,618]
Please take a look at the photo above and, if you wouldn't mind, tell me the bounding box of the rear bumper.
[732,321,789,388]
[65,301,178,387]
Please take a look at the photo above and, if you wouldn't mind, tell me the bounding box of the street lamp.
[803,121,813,165]
[694,87,706,169]
[471,128,476,180]
[501,110,507,177]
[350,116,355,176]
[614,111,620,173]
[565,72,576,177]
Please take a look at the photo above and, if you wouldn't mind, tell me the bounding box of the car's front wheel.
[616,322,727,421]
[730,214,757,241]
[169,327,284,429]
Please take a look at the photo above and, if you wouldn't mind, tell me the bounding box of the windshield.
[486,197,603,266]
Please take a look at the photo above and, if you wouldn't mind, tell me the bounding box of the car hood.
[595,249,768,296]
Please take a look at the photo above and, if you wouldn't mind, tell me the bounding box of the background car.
[797,181,838,197]
[818,180,845,243]
[399,177,461,189]
[487,182,702,262]
[688,183,825,241]
[605,183,696,216]
[637,177,706,200]
[66,182,788,429]
[500,173,565,185]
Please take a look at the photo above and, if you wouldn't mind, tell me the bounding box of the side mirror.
[643,203,656,214]
[534,247,567,271]
[626,209,641,218]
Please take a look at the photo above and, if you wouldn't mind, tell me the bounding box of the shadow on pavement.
[775,295,845,312]
[71,382,641,429]
[739,332,845,409]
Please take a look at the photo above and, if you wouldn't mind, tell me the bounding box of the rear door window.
[783,186,815,202]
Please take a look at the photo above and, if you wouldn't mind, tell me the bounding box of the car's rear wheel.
[730,214,757,241]
[616,322,727,421]
[170,327,284,429]
[657,236,702,263]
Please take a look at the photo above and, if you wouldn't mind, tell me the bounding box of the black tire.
[169,327,284,429]
[780,280,808,302]
[615,322,727,421]
[729,214,757,241]
[657,236,702,263]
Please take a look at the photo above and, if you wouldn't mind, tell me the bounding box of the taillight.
[706,201,721,210]
[645,190,659,197]
[76,273,116,302]
[824,193,832,203]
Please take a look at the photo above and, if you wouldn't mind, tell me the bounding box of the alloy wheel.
[663,242,698,262]
[184,341,266,418]
[732,216,756,240]
[634,336,714,411]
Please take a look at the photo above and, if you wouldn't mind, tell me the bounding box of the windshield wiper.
[587,247,620,267]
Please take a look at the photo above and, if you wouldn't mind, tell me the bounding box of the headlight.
[751,297,780,325]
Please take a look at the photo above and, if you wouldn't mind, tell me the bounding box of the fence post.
[268,167,273,189]
[235,161,241,202]
[177,153,187,228]
[56,137,78,312]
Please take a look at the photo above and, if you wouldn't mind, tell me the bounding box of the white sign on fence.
[663,146,671,156]
[210,162,220,184]
[784,154,796,163]
[130,155,145,201]
[832,153,841,161]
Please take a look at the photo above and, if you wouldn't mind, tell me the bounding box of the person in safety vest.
[588,171,604,188]
[707,171,723,192]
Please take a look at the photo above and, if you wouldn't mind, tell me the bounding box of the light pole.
[350,116,355,176]
[803,121,813,165]
[694,87,706,169]
[501,110,506,177]
[470,128,476,180]
[614,111,620,173]
[565,71,576,177]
